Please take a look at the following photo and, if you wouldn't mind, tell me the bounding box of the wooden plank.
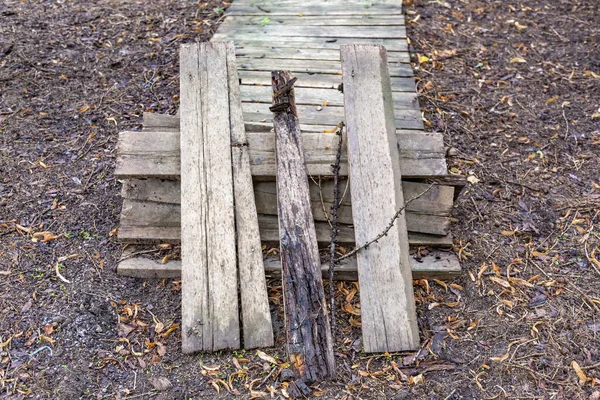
[271,70,334,382]
[220,15,406,27]
[114,130,447,179]
[179,42,239,353]
[234,46,410,63]
[121,179,453,236]
[122,178,454,217]
[242,102,425,130]
[236,57,413,77]
[214,35,410,51]
[116,251,461,281]
[341,44,419,352]
[218,25,407,39]
[237,71,415,92]
[240,85,419,110]
[118,199,454,246]
[225,42,274,349]
[225,5,404,16]
[231,39,408,52]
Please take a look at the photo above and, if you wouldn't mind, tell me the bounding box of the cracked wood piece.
[341,44,419,352]
[271,70,335,382]
[116,251,461,281]
[214,35,410,51]
[230,38,408,52]
[235,57,413,77]
[121,178,454,236]
[225,43,274,349]
[114,129,446,180]
[234,46,410,63]
[217,25,407,39]
[219,15,406,27]
[117,200,454,246]
[179,42,239,353]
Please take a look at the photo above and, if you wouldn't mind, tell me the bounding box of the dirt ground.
[0,0,599,399]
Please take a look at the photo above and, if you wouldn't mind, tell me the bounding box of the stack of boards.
[114,2,464,353]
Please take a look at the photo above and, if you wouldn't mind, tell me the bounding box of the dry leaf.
[417,54,429,64]
[409,373,424,385]
[514,21,527,31]
[467,175,480,184]
[510,57,527,63]
[572,361,590,384]
[489,276,511,288]
[320,100,328,107]
[490,352,509,363]
[343,303,361,316]
[256,350,278,365]
[546,96,558,104]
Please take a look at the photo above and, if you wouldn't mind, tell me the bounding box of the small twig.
[329,122,344,334]
[335,183,436,263]
[562,107,570,140]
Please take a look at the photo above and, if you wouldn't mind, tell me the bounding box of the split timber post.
[271,70,335,385]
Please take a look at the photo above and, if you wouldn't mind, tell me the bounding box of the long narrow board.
[118,199,454,246]
[217,25,407,39]
[225,5,405,16]
[179,42,239,352]
[341,44,419,352]
[116,251,462,281]
[234,46,410,63]
[219,15,406,27]
[114,130,447,179]
[225,43,274,349]
[231,39,408,52]
[120,179,453,236]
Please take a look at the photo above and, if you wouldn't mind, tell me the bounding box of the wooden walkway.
[210,0,450,176]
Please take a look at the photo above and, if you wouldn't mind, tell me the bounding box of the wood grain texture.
[121,178,453,236]
[225,43,274,349]
[179,42,239,353]
[117,201,454,246]
[220,15,405,27]
[341,44,419,352]
[271,70,335,381]
[114,129,447,180]
[217,25,407,39]
[231,38,408,52]
[116,251,461,281]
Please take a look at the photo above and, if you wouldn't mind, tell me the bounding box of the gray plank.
[220,15,405,27]
[116,251,461,281]
[217,25,407,39]
[214,35,410,52]
[179,42,239,352]
[122,178,454,217]
[226,43,274,349]
[240,85,419,110]
[230,39,408,52]
[234,46,410,63]
[341,44,419,352]
[118,199,454,246]
[236,57,413,77]
[114,130,447,180]
[226,4,404,16]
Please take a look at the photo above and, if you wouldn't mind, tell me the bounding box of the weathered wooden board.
[240,85,419,110]
[114,130,447,179]
[218,25,407,39]
[225,5,404,16]
[236,57,413,77]
[231,39,408,52]
[179,42,239,352]
[116,251,461,281]
[214,35,410,52]
[122,178,454,217]
[118,199,454,246]
[341,44,419,352]
[271,70,335,381]
[234,45,410,63]
[225,43,274,349]
[220,15,405,27]
[237,71,415,92]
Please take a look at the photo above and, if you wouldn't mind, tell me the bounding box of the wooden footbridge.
[113,0,464,368]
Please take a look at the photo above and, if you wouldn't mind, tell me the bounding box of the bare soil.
[0,0,598,399]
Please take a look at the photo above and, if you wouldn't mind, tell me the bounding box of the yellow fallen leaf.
[256,350,278,365]
[323,126,338,134]
[489,276,511,288]
[409,373,424,385]
[77,104,90,113]
[320,100,328,107]
[418,54,429,64]
[490,352,509,362]
[514,21,527,31]
[546,96,558,103]
[572,361,590,384]
[467,175,480,184]
[510,57,527,63]
[501,230,516,236]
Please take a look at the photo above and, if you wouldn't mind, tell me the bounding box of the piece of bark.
[272,70,335,382]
